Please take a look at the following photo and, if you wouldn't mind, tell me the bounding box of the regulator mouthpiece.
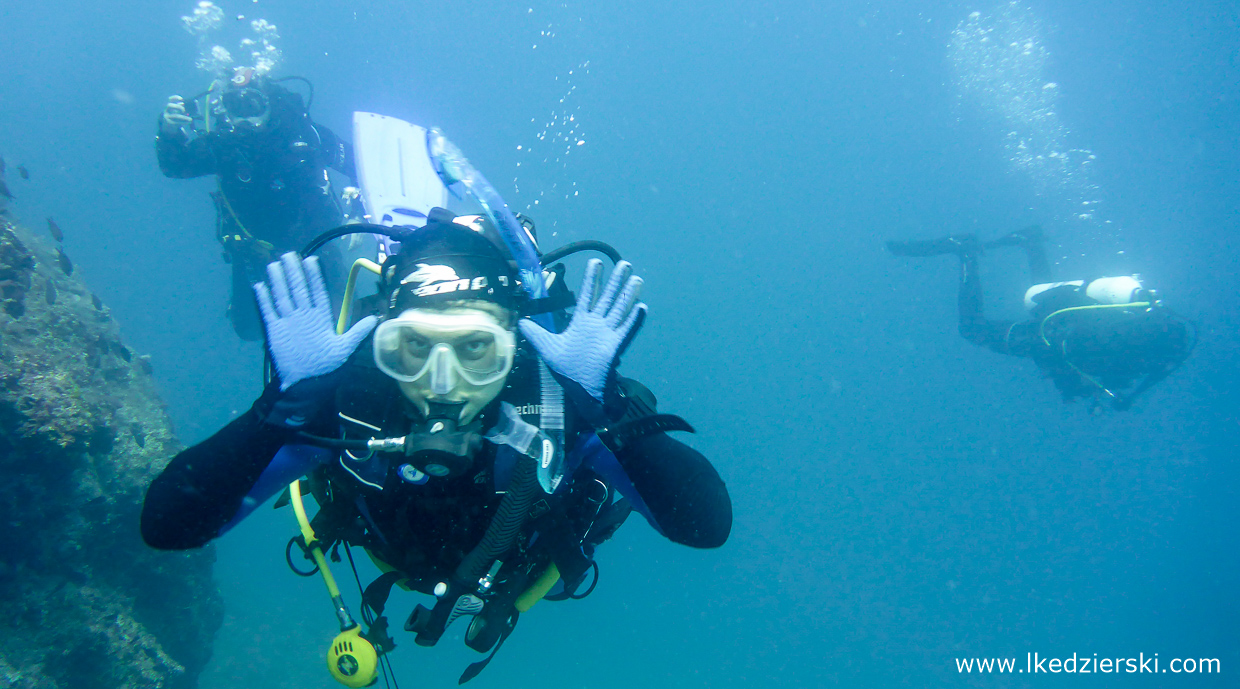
[405,402,483,477]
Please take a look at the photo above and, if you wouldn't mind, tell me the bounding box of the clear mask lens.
[374,311,514,387]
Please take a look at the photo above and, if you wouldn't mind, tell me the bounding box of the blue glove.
[253,253,377,426]
[519,259,647,424]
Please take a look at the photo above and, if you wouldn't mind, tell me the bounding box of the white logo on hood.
[403,264,461,287]
[400,263,489,299]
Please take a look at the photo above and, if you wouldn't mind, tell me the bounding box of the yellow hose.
[1038,302,1151,399]
[290,480,343,600]
[336,258,382,335]
[1039,302,1150,347]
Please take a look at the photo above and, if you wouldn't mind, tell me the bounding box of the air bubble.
[950,2,1115,256]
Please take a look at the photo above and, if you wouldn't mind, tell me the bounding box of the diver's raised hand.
[254,253,377,392]
[519,259,647,423]
[161,95,192,133]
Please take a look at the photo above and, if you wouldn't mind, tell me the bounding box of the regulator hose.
[456,454,539,584]
[294,432,370,452]
[300,222,417,258]
[272,75,315,110]
[540,240,622,266]
[409,452,539,646]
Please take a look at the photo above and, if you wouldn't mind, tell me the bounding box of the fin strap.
[597,414,694,452]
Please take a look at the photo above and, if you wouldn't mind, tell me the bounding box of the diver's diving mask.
[373,309,514,477]
[220,86,270,129]
[373,310,515,392]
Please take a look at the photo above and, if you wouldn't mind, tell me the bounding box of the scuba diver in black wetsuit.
[887,226,1195,411]
[156,67,355,340]
[141,210,732,686]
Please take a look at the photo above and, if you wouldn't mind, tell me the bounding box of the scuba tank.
[1024,275,1144,312]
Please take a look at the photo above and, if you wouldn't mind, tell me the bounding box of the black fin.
[886,235,979,258]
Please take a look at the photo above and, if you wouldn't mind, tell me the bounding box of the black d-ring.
[569,561,599,600]
[285,536,319,577]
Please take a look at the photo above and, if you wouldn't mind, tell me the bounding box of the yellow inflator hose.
[289,480,378,688]
[290,480,345,600]
[1038,302,1152,399]
[336,258,382,335]
[1039,301,1151,347]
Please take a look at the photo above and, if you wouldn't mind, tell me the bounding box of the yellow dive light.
[289,479,380,688]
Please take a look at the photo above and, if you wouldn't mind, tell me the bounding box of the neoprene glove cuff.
[253,373,343,429]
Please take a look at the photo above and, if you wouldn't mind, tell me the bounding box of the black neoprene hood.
[384,221,519,314]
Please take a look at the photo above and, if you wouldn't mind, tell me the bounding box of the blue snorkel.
[426,128,549,307]
[426,128,567,457]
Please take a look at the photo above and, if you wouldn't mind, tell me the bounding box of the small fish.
[44,281,56,305]
[16,165,28,180]
[131,423,146,448]
[47,217,63,242]
[113,342,132,362]
[56,247,73,275]
[91,293,103,310]
[0,179,12,200]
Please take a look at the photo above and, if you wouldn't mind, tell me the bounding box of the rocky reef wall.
[0,216,222,689]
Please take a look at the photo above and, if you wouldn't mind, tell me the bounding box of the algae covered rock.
[0,217,222,689]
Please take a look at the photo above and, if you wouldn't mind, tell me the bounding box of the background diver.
[141,211,732,685]
[886,227,1195,411]
[157,66,355,340]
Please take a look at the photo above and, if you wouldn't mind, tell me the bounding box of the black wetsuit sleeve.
[141,388,293,550]
[612,433,732,548]
[314,124,356,181]
[155,126,217,179]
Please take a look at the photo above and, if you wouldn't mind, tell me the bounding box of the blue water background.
[1,0,1236,686]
